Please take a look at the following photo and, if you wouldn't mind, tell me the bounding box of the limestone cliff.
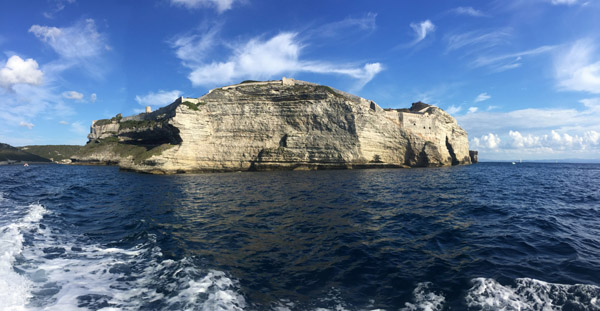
[72,78,475,174]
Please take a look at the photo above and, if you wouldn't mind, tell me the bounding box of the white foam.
[0,203,47,311]
[5,215,246,311]
[466,277,600,310]
[401,282,445,311]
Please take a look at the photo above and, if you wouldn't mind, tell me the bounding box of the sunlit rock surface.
[72,78,474,174]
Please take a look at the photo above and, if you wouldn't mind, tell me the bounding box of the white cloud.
[62,90,83,100]
[29,19,106,59]
[0,55,44,90]
[135,90,182,107]
[19,121,34,129]
[509,130,541,148]
[59,120,69,125]
[174,31,383,89]
[474,92,491,103]
[555,39,600,94]
[170,0,237,13]
[468,107,479,113]
[446,105,462,115]
[482,129,598,153]
[90,93,97,103]
[551,0,577,5]
[471,133,501,149]
[460,101,600,160]
[451,7,487,17]
[409,20,435,44]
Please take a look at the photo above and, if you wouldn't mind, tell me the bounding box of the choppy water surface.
[1,163,599,310]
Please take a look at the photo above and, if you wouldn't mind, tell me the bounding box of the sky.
[1,0,600,161]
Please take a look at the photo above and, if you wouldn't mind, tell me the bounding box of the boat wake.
[0,194,245,311]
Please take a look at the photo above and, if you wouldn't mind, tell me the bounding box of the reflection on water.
[147,168,478,306]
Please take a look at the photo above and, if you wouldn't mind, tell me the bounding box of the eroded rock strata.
[72,78,475,174]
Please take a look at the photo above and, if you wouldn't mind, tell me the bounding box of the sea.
[1,162,599,311]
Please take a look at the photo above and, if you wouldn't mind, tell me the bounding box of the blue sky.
[1,0,600,160]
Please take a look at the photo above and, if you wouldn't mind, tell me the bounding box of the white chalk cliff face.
[72,79,473,174]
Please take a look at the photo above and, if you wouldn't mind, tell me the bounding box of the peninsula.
[72,78,477,174]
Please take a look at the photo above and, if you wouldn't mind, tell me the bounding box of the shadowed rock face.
[72,79,473,174]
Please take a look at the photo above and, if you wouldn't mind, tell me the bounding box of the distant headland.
[68,78,477,174]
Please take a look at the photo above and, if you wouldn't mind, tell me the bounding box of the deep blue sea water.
[1,162,599,310]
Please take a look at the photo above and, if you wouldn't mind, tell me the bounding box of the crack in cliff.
[445,136,459,166]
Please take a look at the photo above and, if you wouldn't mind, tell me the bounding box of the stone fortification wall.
[399,111,440,142]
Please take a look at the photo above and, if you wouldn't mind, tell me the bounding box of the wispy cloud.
[450,6,488,17]
[0,55,44,91]
[170,0,239,13]
[172,28,383,90]
[29,19,109,77]
[555,38,600,94]
[409,20,435,45]
[550,0,577,5]
[135,90,182,108]
[43,0,76,19]
[445,29,511,53]
[474,92,491,103]
[471,45,556,71]
[70,121,87,135]
[62,90,83,101]
[313,12,377,38]
[90,93,96,103]
[446,105,462,115]
[19,121,35,130]
[171,24,220,65]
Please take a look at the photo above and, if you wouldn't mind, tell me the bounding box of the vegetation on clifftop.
[0,143,52,162]
[119,119,159,130]
[94,114,123,126]
[18,145,82,161]
[76,137,174,164]
[181,101,199,111]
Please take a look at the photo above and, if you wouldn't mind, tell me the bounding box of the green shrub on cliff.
[119,120,158,130]
[94,114,123,126]
[181,101,199,111]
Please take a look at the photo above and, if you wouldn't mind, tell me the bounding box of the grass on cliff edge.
[77,138,174,164]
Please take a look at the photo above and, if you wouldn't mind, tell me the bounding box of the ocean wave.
[401,282,445,311]
[466,277,600,310]
[0,200,47,311]
[0,197,245,311]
